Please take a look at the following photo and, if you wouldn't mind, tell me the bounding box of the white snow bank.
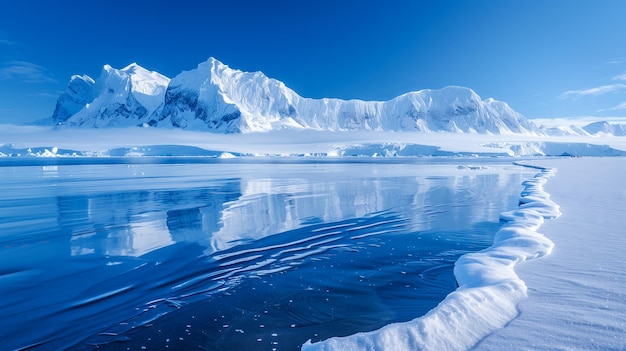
[474,158,626,350]
[302,165,561,351]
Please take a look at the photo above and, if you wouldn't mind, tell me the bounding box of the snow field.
[474,158,626,350]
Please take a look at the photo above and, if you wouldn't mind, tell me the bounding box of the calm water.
[0,159,534,350]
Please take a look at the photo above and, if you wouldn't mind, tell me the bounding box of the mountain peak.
[207,56,224,67]
[121,62,142,71]
[195,57,228,72]
[54,63,170,127]
[70,74,95,85]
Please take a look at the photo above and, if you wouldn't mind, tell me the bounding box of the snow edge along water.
[301,162,561,351]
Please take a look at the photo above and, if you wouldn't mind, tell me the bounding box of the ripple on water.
[76,212,502,350]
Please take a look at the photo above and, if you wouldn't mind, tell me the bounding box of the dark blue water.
[0,160,534,350]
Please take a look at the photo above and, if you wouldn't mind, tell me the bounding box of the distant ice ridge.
[52,58,540,135]
[301,164,561,351]
[537,120,626,137]
[580,121,626,136]
[324,141,626,157]
[2,139,625,158]
[483,141,626,157]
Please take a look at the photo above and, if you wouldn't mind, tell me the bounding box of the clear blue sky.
[1,0,626,124]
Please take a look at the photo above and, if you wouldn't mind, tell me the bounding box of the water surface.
[0,159,534,350]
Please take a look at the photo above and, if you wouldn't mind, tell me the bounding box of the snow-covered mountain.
[539,124,590,136]
[537,120,626,137]
[53,58,540,134]
[59,64,170,128]
[581,121,626,136]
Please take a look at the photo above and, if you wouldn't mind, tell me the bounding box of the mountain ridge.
[52,58,614,136]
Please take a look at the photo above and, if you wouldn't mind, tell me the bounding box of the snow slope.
[53,58,540,135]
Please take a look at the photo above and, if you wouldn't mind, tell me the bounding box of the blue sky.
[1,0,626,124]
